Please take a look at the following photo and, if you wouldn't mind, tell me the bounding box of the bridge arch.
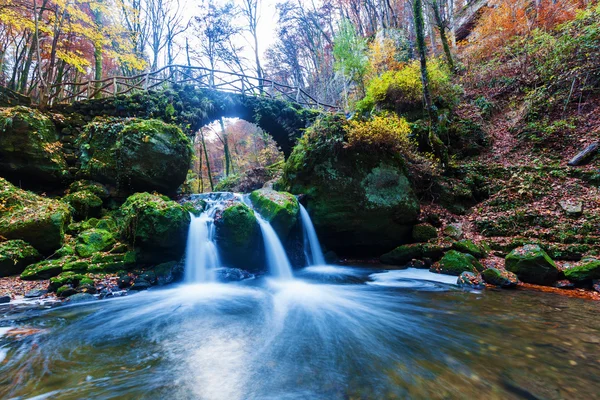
[52,85,321,156]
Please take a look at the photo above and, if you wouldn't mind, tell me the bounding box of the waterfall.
[299,204,325,266]
[184,208,220,283]
[256,215,294,280]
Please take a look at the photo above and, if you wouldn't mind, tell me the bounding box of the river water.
[0,267,598,399]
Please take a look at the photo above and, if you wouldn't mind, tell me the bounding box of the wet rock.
[57,285,78,298]
[68,293,96,303]
[153,261,183,285]
[380,243,446,266]
[481,268,519,288]
[443,223,463,240]
[434,250,477,276]
[77,284,97,294]
[249,189,299,239]
[0,295,11,304]
[555,280,575,290]
[118,275,133,289]
[215,267,254,282]
[412,223,438,242]
[593,279,600,293]
[24,289,47,298]
[457,271,485,289]
[130,279,151,291]
[214,203,262,272]
[408,259,428,269]
[505,245,558,286]
[324,251,339,264]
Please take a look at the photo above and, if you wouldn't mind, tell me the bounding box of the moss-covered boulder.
[0,106,69,188]
[0,240,41,276]
[434,250,477,276]
[63,190,103,220]
[452,240,485,258]
[380,243,446,266]
[412,223,438,242]
[75,229,115,257]
[214,203,262,272]
[249,189,299,239]
[464,253,485,272]
[77,118,192,196]
[505,245,558,286]
[0,178,70,254]
[21,257,73,280]
[482,268,519,288]
[281,116,419,255]
[118,193,190,262]
[564,259,600,284]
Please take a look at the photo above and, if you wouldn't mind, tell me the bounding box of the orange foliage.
[466,0,586,60]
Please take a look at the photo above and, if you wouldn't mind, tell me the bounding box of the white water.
[184,211,219,283]
[299,204,325,266]
[256,215,294,280]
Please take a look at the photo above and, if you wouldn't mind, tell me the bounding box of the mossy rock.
[380,243,446,266]
[63,190,103,220]
[0,106,69,188]
[118,193,190,262]
[68,180,109,199]
[75,229,115,258]
[564,260,600,283]
[249,189,299,239]
[464,253,485,272]
[21,257,73,280]
[280,115,419,255]
[434,250,477,276]
[0,178,71,254]
[96,218,117,232]
[452,240,485,258]
[50,271,88,291]
[443,224,463,240]
[78,118,193,196]
[412,223,438,242]
[0,240,41,277]
[56,285,78,298]
[505,245,558,286]
[481,268,519,288]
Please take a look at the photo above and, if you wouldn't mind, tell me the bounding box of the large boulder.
[0,177,70,254]
[118,193,190,262]
[481,268,519,288]
[0,106,69,188]
[0,240,41,276]
[215,203,262,272]
[78,118,193,196]
[505,245,558,286]
[249,189,299,239]
[281,116,420,255]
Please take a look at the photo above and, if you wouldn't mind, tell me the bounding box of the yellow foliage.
[345,114,412,153]
[367,38,404,79]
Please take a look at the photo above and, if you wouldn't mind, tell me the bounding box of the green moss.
[564,260,600,283]
[412,223,438,242]
[250,189,299,238]
[453,240,485,258]
[96,218,117,232]
[78,118,193,195]
[50,271,87,291]
[0,106,69,186]
[0,240,41,276]
[75,229,115,258]
[68,180,108,199]
[217,204,259,249]
[435,250,476,276]
[505,244,558,286]
[62,260,90,272]
[481,268,519,288]
[21,257,72,280]
[380,243,446,265]
[63,190,103,220]
[464,253,485,272]
[0,178,71,254]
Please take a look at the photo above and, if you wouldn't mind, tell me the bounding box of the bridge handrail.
[47,64,340,111]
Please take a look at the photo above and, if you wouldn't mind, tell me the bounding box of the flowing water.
[184,212,219,283]
[0,268,599,399]
[299,204,325,266]
[255,215,294,280]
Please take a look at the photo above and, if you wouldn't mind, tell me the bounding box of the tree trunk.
[432,0,454,70]
[219,117,231,176]
[201,131,214,191]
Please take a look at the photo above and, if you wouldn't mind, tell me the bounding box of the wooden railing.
[47,65,339,111]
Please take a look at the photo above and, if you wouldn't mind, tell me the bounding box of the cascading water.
[255,215,294,280]
[299,204,325,266]
[184,193,238,283]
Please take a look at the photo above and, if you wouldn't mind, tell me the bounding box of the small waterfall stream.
[184,209,220,283]
[256,215,294,280]
[299,204,325,266]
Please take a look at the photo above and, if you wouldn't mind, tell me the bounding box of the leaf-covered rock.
[453,239,485,258]
[434,250,477,276]
[0,240,41,277]
[0,177,70,254]
[481,268,519,288]
[457,271,485,289]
